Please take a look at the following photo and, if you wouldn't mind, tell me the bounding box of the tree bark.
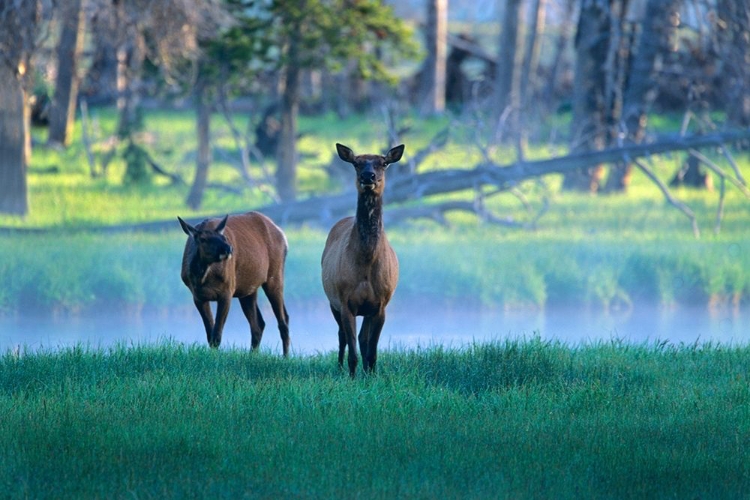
[47,0,85,147]
[518,0,547,148]
[563,0,610,192]
[717,0,750,128]
[116,2,145,140]
[494,0,522,118]
[606,0,680,192]
[419,0,448,115]
[276,43,301,203]
[187,82,211,210]
[0,63,29,215]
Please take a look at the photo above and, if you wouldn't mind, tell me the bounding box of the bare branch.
[687,148,750,197]
[632,157,700,238]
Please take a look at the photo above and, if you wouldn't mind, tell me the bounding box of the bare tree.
[0,0,45,216]
[606,0,681,191]
[563,0,611,192]
[47,0,86,146]
[494,0,522,121]
[716,0,750,128]
[418,0,448,115]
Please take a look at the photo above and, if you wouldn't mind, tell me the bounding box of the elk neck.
[354,188,384,260]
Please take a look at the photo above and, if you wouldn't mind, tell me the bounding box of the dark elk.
[178,212,290,355]
[321,143,404,377]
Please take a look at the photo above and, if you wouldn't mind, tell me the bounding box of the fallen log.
[2,129,748,235]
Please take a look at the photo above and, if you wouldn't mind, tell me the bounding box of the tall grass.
[1,341,749,498]
[0,224,748,313]
[0,108,748,312]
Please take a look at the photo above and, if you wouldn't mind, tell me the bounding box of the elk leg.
[239,293,265,351]
[194,300,214,346]
[263,283,290,357]
[211,296,232,348]
[358,318,371,369]
[340,308,358,378]
[330,305,346,368]
[364,311,386,373]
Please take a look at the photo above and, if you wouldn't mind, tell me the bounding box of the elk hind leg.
[263,283,290,356]
[330,305,346,368]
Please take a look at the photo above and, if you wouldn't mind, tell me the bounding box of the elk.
[321,143,404,377]
[178,212,290,355]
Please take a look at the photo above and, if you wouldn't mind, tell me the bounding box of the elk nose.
[360,171,376,184]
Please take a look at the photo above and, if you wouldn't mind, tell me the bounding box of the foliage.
[1,341,749,498]
[200,0,419,93]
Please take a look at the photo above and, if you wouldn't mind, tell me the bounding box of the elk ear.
[216,214,229,234]
[177,216,197,237]
[336,143,356,164]
[384,144,404,165]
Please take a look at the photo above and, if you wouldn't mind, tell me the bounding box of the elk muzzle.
[359,169,377,190]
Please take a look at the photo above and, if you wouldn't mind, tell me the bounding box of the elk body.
[178,212,290,355]
[321,143,404,376]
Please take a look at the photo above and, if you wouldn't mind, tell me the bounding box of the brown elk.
[178,212,290,355]
[321,143,404,377]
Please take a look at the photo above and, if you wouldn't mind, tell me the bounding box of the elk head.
[336,143,404,196]
[178,215,233,263]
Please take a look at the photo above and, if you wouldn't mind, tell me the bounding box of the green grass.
[0,107,748,312]
[1,341,749,498]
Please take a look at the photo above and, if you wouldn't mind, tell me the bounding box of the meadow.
[0,107,748,314]
[1,108,750,497]
[2,340,749,498]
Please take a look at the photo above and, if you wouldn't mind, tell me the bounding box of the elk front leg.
[340,308,358,378]
[329,305,346,368]
[364,311,386,373]
[210,296,232,348]
[194,299,214,346]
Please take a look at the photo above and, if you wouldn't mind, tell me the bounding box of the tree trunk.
[419,0,448,115]
[116,10,145,140]
[276,49,301,203]
[187,83,211,210]
[494,0,522,118]
[607,0,679,192]
[47,0,85,147]
[0,63,29,215]
[563,0,610,192]
[518,0,547,148]
[542,0,574,110]
[717,0,750,128]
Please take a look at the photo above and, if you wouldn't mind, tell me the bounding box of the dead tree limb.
[5,130,749,236]
[633,157,700,238]
[687,148,749,197]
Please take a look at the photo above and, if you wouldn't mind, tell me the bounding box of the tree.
[418,0,448,115]
[716,0,750,128]
[0,1,44,216]
[494,0,522,120]
[606,0,681,191]
[258,0,416,202]
[47,0,86,147]
[562,0,611,192]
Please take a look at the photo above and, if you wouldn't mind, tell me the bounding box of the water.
[2,300,748,355]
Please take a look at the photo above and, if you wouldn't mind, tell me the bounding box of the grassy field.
[0,108,748,313]
[1,341,749,498]
[1,109,749,498]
